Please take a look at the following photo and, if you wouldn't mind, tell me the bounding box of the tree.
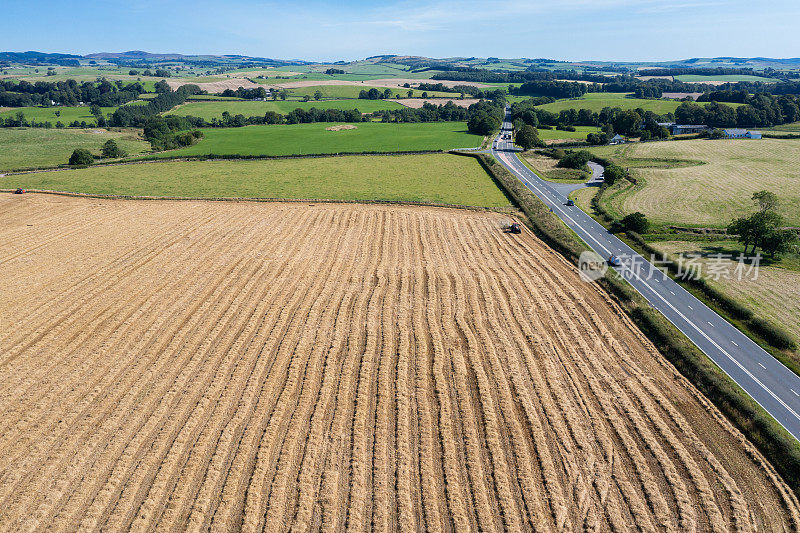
[467,111,500,136]
[100,139,125,158]
[154,80,172,94]
[603,164,627,185]
[302,95,311,102]
[728,210,783,254]
[557,150,593,170]
[279,89,288,101]
[68,148,94,166]
[90,104,102,118]
[761,228,797,258]
[621,212,650,234]
[407,90,413,98]
[752,190,778,213]
[314,90,323,101]
[515,125,542,150]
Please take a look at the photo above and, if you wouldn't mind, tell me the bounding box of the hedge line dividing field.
[453,149,800,498]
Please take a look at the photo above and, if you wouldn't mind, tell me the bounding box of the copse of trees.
[358,88,394,100]
[142,115,204,151]
[557,150,593,170]
[217,87,268,99]
[110,84,203,127]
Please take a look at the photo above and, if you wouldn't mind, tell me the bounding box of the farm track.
[0,194,798,532]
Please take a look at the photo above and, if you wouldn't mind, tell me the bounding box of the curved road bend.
[491,110,800,442]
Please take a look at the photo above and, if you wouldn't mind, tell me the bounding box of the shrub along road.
[492,108,800,444]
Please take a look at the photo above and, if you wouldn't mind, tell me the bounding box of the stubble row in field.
[0,194,797,531]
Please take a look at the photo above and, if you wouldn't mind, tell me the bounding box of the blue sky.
[3,0,799,62]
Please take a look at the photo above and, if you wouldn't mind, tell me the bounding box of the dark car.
[608,255,622,267]
[566,199,574,206]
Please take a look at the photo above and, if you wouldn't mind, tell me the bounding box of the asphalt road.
[491,110,800,442]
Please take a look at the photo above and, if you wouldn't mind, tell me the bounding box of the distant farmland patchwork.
[534,92,744,114]
[0,195,797,530]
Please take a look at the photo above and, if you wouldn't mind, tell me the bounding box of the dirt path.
[0,194,797,531]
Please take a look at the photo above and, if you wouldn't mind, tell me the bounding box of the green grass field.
[675,74,781,83]
[2,154,511,207]
[589,138,800,227]
[155,122,482,158]
[535,92,742,115]
[166,99,405,119]
[0,106,117,125]
[763,121,800,133]
[0,128,150,172]
[536,125,600,141]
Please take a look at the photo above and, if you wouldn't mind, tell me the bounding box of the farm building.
[723,128,762,139]
[669,124,710,135]
[609,134,625,144]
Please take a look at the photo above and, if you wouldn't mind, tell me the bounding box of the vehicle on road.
[566,199,574,206]
[608,254,622,266]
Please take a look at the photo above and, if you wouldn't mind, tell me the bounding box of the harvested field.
[395,98,479,109]
[1,195,798,531]
[165,78,262,93]
[589,138,800,227]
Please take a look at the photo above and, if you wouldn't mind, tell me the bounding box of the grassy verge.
[455,149,800,497]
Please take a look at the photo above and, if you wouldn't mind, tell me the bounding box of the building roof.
[724,128,747,135]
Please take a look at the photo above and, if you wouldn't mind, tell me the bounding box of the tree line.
[675,94,800,127]
[0,78,146,107]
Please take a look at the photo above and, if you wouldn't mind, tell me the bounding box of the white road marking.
[759,363,767,370]
[732,341,738,346]
[670,291,675,295]
[707,321,714,327]
[793,389,799,397]
[688,305,693,310]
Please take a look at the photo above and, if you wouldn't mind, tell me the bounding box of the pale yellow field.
[654,241,800,343]
[591,139,800,227]
[0,194,798,531]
